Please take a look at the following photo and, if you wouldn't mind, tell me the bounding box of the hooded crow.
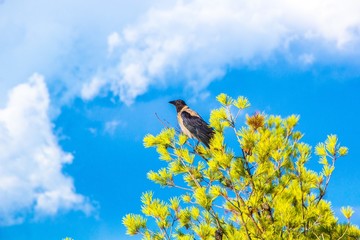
[169,99,214,148]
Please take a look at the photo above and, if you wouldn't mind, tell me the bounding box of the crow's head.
[169,99,187,112]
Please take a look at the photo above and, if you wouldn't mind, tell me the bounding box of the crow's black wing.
[181,111,214,147]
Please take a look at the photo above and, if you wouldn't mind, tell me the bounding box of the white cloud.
[0,74,92,225]
[107,32,122,54]
[299,53,315,65]
[81,0,360,104]
[2,0,360,107]
[0,0,167,105]
[104,120,124,135]
[81,77,107,101]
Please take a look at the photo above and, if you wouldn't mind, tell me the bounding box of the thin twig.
[170,183,193,192]
[337,223,350,240]
[316,155,337,206]
[179,158,202,188]
[221,194,253,240]
[155,112,181,133]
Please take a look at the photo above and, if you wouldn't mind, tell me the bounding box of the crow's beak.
[169,100,176,105]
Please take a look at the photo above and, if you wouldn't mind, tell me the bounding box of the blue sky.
[0,0,360,239]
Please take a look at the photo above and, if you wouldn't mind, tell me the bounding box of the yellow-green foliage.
[123,94,360,240]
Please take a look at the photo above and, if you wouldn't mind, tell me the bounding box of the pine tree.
[123,94,360,239]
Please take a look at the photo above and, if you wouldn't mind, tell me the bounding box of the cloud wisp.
[0,0,166,105]
[82,0,360,105]
[0,74,92,225]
